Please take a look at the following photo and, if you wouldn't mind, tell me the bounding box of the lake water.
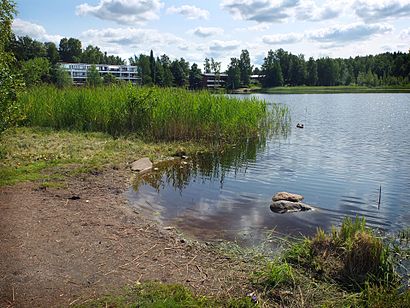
[127,93,410,246]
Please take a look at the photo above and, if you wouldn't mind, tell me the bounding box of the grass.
[77,282,257,308]
[258,85,410,94]
[18,84,290,142]
[0,127,210,186]
[251,217,409,307]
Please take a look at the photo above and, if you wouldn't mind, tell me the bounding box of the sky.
[11,0,410,68]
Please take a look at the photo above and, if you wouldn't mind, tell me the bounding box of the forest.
[5,34,410,89]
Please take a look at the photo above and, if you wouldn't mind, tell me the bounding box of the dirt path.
[0,169,252,307]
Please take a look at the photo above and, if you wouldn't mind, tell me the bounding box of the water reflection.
[133,138,269,192]
[128,94,410,246]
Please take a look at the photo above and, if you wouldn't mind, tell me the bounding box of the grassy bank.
[79,217,409,307]
[18,85,289,142]
[257,85,410,94]
[0,127,209,186]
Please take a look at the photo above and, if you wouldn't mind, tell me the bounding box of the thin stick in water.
[378,185,382,210]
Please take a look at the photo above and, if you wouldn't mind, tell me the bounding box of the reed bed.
[18,84,290,142]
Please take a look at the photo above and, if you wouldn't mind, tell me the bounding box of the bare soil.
[0,168,253,307]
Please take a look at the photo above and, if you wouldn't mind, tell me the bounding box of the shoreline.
[234,86,410,94]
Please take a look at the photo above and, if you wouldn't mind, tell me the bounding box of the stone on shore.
[272,191,304,202]
[131,157,152,173]
[270,200,313,214]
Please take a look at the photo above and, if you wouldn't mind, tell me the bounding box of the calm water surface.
[128,93,410,245]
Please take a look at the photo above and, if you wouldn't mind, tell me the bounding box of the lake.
[127,93,410,246]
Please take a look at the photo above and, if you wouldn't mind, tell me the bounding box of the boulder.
[131,157,152,173]
[272,191,304,202]
[270,200,313,214]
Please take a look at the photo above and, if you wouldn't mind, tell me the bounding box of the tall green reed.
[19,84,290,142]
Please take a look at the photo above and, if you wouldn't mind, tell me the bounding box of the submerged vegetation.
[18,84,289,142]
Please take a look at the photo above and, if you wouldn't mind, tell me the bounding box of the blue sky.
[12,0,410,68]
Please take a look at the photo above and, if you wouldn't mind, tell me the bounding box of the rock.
[131,157,152,173]
[270,200,313,214]
[273,192,304,202]
[272,191,304,202]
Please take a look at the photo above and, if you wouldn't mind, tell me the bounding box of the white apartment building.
[60,63,141,84]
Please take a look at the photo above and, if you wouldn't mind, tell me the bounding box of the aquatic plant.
[18,84,290,142]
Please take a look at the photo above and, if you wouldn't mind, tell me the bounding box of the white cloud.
[166,5,209,20]
[308,23,393,43]
[81,27,184,48]
[235,23,271,32]
[221,0,300,23]
[209,40,241,52]
[221,0,342,23]
[189,27,224,38]
[12,18,62,42]
[76,0,164,24]
[262,32,304,44]
[296,0,340,21]
[354,0,410,22]
[399,28,410,39]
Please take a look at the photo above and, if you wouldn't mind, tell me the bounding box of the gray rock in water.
[131,157,152,173]
[272,191,304,202]
[270,200,313,214]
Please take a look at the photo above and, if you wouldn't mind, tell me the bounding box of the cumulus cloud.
[296,0,340,21]
[220,0,300,23]
[235,23,271,32]
[400,28,410,39]
[209,40,241,52]
[354,0,410,22]
[12,18,62,42]
[76,0,164,24]
[166,5,209,20]
[189,27,224,37]
[262,32,304,44]
[81,27,184,48]
[308,23,393,43]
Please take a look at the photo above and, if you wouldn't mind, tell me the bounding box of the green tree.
[53,65,72,88]
[210,58,221,88]
[204,57,211,73]
[274,49,291,85]
[21,57,50,86]
[103,73,117,85]
[261,50,283,87]
[45,42,60,64]
[226,57,241,89]
[160,54,173,87]
[154,57,164,87]
[59,37,82,62]
[171,58,189,87]
[81,45,103,64]
[189,63,202,89]
[149,50,155,84]
[86,64,102,86]
[239,49,252,87]
[0,0,24,132]
[288,54,306,86]
[317,57,338,86]
[9,35,46,61]
[137,54,152,85]
[306,57,318,86]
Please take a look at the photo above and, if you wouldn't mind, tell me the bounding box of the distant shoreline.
[249,85,410,94]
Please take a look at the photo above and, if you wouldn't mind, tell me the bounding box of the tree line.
[5,32,410,89]
[258,48,410,88]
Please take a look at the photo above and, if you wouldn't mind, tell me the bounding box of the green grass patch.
[0,127,210,186]
[78,281,257,308]
[18,84,290,142]
[258,85,410,94]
